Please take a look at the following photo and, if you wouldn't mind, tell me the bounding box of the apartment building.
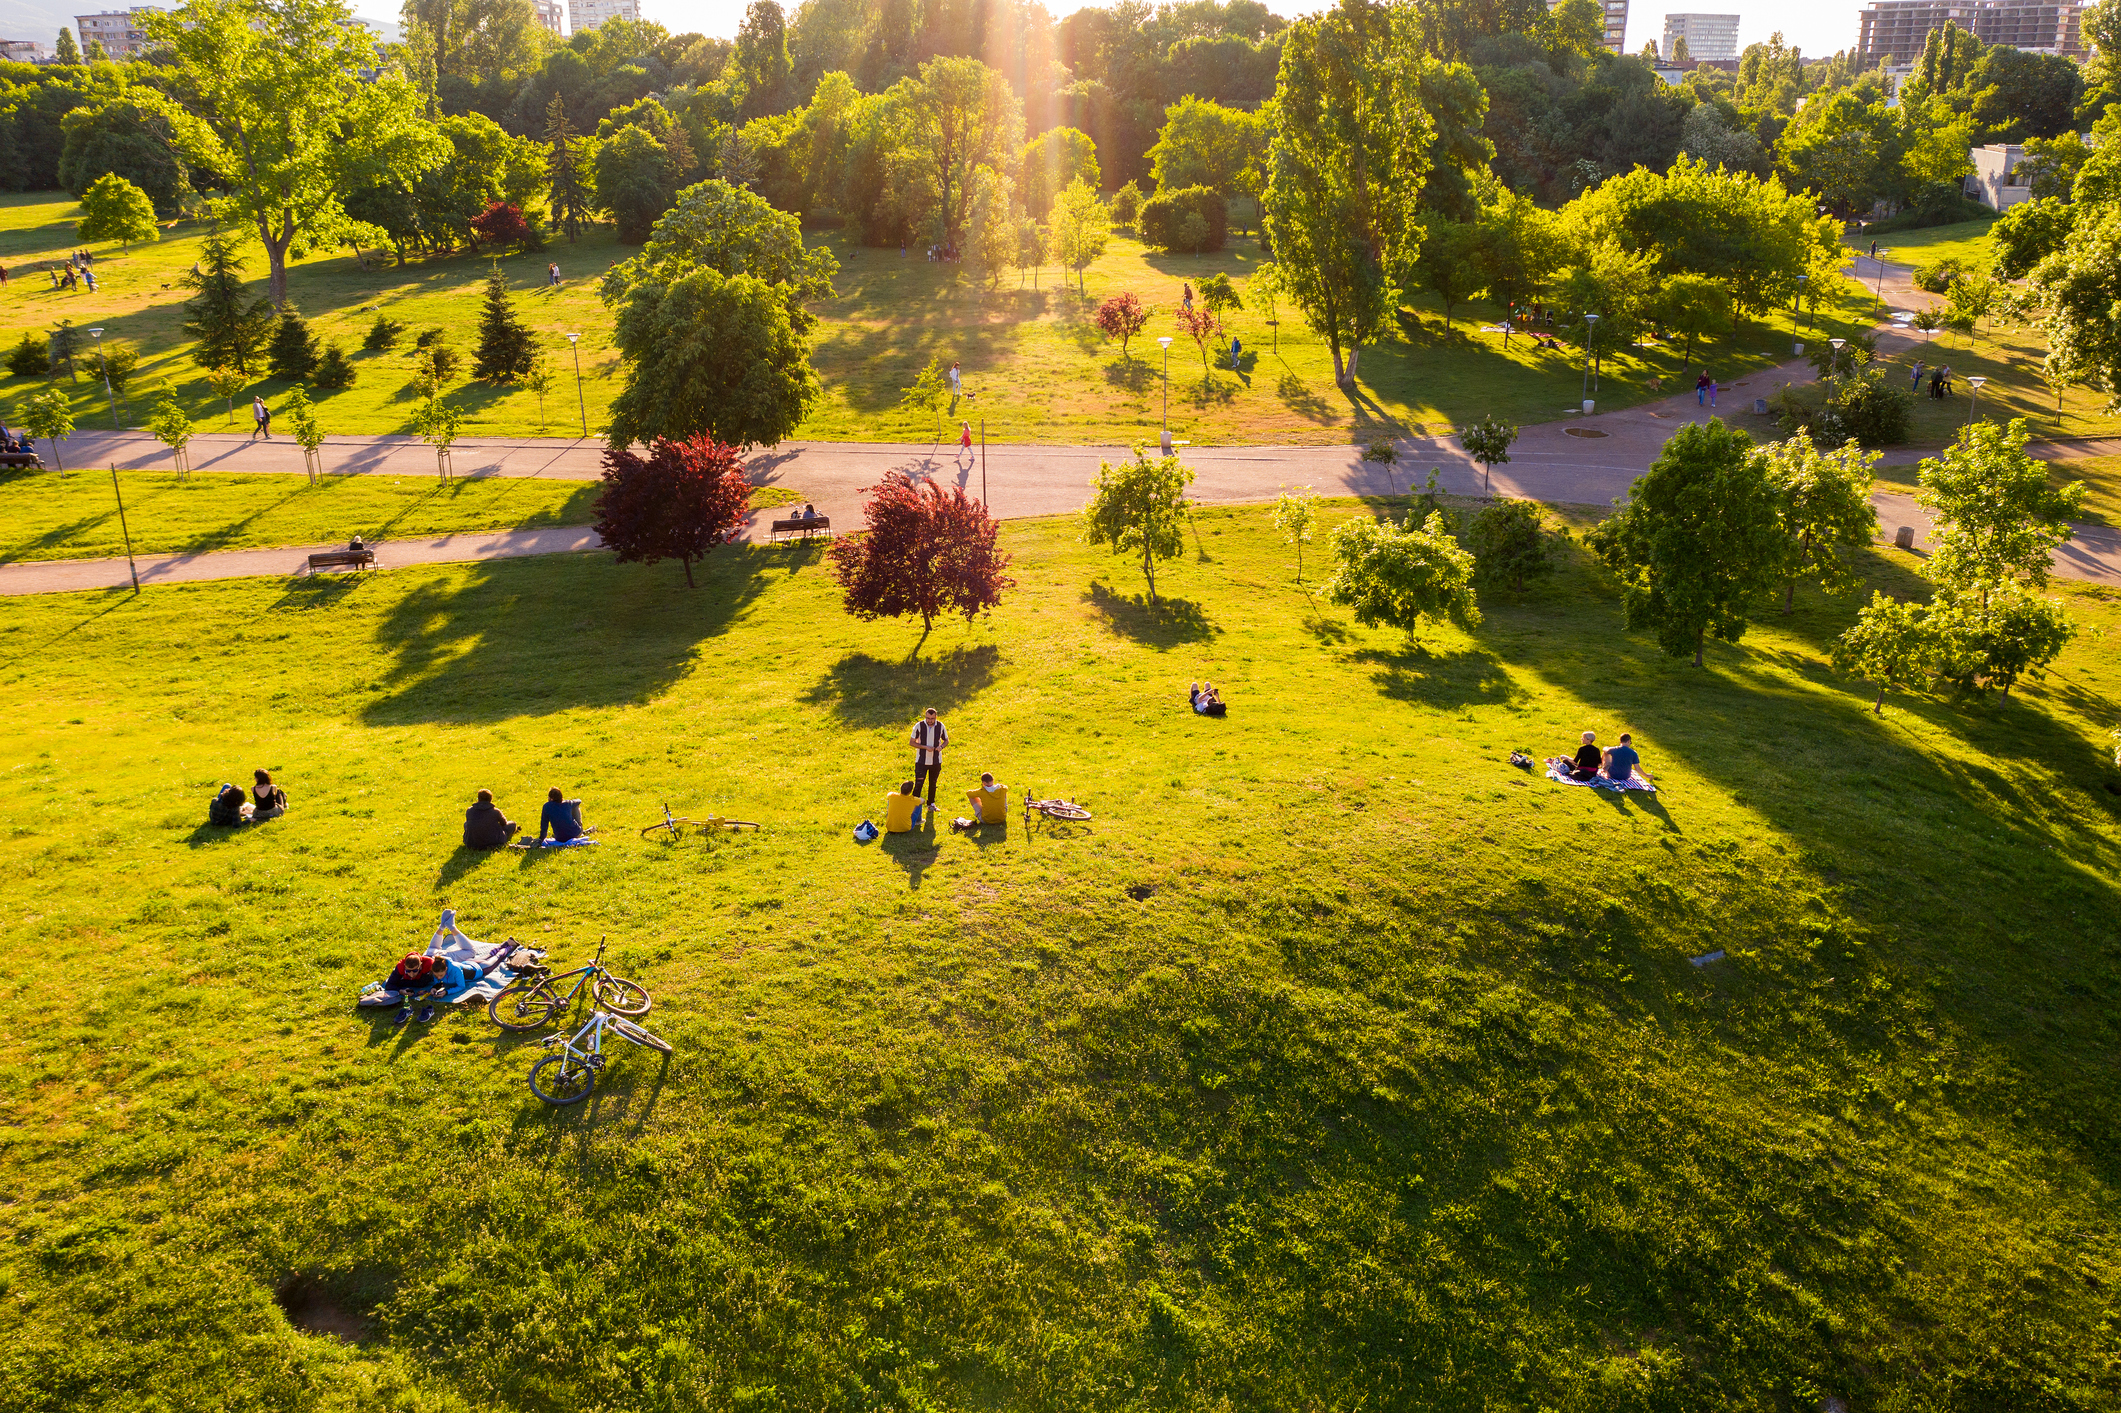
[73,7,162,59]
[1550,0,1630,53]
[1855,0,2084,64]
[531,0,564,36]
[568,0,638,32]
[0,39,47,62]
[1662,13,1741,60]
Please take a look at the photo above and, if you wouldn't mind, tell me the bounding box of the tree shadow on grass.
[1276,371,1333,424]
[1084,581,1216,645]
[1352,643,1521,709]
[801,642,1001,728]
[1103,358,1156,395]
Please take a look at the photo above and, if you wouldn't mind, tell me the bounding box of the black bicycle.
[488,936,650,1031]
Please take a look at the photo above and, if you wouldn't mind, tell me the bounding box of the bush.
[6,333,48,377]
[266,306,320,382]
[1866,182,1992,232]
[313,344,355,389]
[425,345,460,382]
[1777,367,1911,449]
[414,326,448,350]
[1911,256,1968,294]
[1110,180,1145,229]
[363,315,405,352]
[100,341,139,394]
[1140,186,1227,253]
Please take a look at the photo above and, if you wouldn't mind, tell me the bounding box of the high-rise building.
[73,7,162,59]
[1550,0,1630,53]
[1661,13,1741,60]
[569,0,638,32]
[1855,0,2083,64]
[531,0,564,35]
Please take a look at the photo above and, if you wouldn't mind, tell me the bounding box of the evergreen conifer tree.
[472,264,537,382]
[545,95,590,243]
[180,232,275,374]
[266,305,321,382]
[54,27,79,63]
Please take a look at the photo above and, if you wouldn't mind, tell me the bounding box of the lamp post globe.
[1966,374,1987,426]
[87,326,117,429]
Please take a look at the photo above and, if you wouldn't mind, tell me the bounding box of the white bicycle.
[528,1007,672,1105]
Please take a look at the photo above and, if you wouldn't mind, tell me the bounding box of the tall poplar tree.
[545,94,590,243]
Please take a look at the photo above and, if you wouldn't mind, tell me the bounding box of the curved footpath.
[6,307,2117,595]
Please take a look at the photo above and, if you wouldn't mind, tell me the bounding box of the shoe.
[394,1006,410,1027]
[416,1005,436,1023]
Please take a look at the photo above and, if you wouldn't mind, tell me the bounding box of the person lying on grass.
[1603,733,1651,788]
[968,772,1007,822]
[463,789,519,849]
[884,779,927,834]
[379,950,507,1024]
[537,787,597,844]
[1191,682,1227,717]
[250,769,287,821]
[1569,731,1603,781]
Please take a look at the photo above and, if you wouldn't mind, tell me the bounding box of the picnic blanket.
[1544,757,1657,793]
[510,836,597,849]
[356,909,531,1007]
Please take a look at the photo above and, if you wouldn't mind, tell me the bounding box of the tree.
[1459,415,1517,496]
[76,173,157,250]
[472,265,537,382]
[55,27,79,64]
[141,0,449,306]
[593,435,755,588]
[148,394,195,478]
[899,355,948,443]
[524,352,556,432]
[1476,187,1565,348]
[1263,0,1433,388]
[828,473,1014,642]
[1250,262,1283,347]
[6,334,48,378]
[1833,593,1937,713]
[1019,127,1099,222]
[469,201,537,253]
[595,126,678,243]
[1929,586,2075,700]
[600,179,838,328]
[1917,419,2086,604]
[1760,432,1878,612]
[912,56,1022,247]
[206,366,247,425]
[605,267,819,449]
[1198,274,1242,338]
[1990,197,2074,281]
[180,232,276,375]
[1466,499,1552,592]
[964,167,1018,291]
[412,386,463,479]
[1094,293,1154,360]
[1271,485,1318,583]
[1147,96,1263,198]
[1081,448,1195,607]
[1587,419,1789,667]
[1669,34,1692,65]
[1047,179,1110,298]
[1322,509,1481,639]
[266,305,321,382]
[314,345,355,389]
[18,389,74,469]
[1653,273,1734,364]
[732,0,793,121]
[283,386,325,481]
[1413,218,1486,327]
[1948,270,2001,347]
[545,95,592,243]
[1175,306,1217,381]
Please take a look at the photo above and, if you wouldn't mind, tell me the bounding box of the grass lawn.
[0,469,795,562]
[1862,314,2121,445]
[5,191,1873,449]
[1848,215,2000,271]
[4,497,2119,1410]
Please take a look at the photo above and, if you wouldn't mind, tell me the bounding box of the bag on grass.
[854,820,879,843]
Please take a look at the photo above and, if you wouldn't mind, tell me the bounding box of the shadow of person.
[881,823,942,888]
[1593,783,1682,832]
[183,822,245,847]
[437,844,505,889]
[965,821,1009,850]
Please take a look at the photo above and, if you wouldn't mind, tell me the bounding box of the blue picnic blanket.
[1544,757,1656,792]
[511,836,598,849]
[356,909,531,1007]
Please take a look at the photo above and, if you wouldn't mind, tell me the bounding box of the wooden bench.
[0,451,45,469]
[769,516,832,543]
[305,549,376,575]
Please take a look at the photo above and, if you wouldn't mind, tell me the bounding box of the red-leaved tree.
[828,472,1014,642]
[1175,306,1217,380]
[1093,292,1153,360]
[470,201,536,251]
[593,435,753,587]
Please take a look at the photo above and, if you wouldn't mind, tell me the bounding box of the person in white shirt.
[910,708,948,806]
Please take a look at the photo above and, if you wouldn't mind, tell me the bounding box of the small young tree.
[266,305,321,382]
[1928,585,2075,700]
[1250,261,1282,348]
[1047,178,1111,298]
[313,344,356,389]
[1082,447,1195,606]
[828,472,1015,643]
[363,314,406,351]
[1466,499,1552,591]
[146,393,194,478]
[898,354,948,444]
[1198,273,1243,337]
[1322,510,1482,641]
[966,168,1018,291]
[1459,415,1518,496]
[1918,419,2086,606]
[1912,305,1943,340]
[524,352,556,432]
[1761,432,1879,612]
[18,388,74,469]
[592,435,754,588]
[413,387,462,479]
[1176,306,1216,381]
[1271,484,1318,583]
[206,366,247,424]
[1832,592,1936,713]
[472,264,537,382]
[1093,292,1153,360]
[1587,418,1788,667]
[6,332,48,377]
[284,386,326,482]
[1110,180,1145,228]
[78,172,158,250]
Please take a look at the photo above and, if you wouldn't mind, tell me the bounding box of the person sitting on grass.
[967,772,1008,823]
[884,778,926,834]
[1603,733,1651,788]
[208,783,251,826]
[249,768,287,821]
[463,789,519,849]
[1569,731,1603,781]
[537,787,595,843]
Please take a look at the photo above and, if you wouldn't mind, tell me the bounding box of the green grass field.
[5,496,2119,1410]
[1,191,1923,449]
[1849,215,1999,271]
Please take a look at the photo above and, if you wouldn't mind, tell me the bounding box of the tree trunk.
[1692,627,1704,668]
[1143,541,1157,606]
[682,554,696,588]
[1874,685,1886,713]
[1784,579,1795,613]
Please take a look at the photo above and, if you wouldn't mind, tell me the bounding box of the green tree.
[1990,197,2074,281]
[1476,186,1565,349]
[18,388,74,468]
[1929,586,2075,700]
[266,305,321,382]
[180,232,276,375]
[54,27,79,64]
[1832,593,1937,712]
[142,0,450,306]
[1147,96,1263,199]
[1653,273,1734,364]
[523,352,556,432]
[206,366,247,425]
[283,385,326,481]
[1459,415,1517,496]
[964,167,1018,291]
[913,56,1023,247]
[472,264,537,381]
[1544,0,1605,57]
[1250,261,1283,347]
[594,125,678,244]
[1760,432,1878,612]
[1588,418,1789,666]
[898,355,948,444]
[1271,484,1318,583]
[605,267,819,450]
[1916,418,2086,605]
[76,173,158,250]
[1466,498,1552,592]
[1322,508,1481,639]
[146,393,194,478]
[1197,273,1242,338]
[545,94,592,244]
[1081,448,1195,607]
[1263,0,1432,388]
[732,0,793,120]
[413,383,463,478]
[1776,91,1899,217]
[1046,178,1110,298]
[1413,217,1487,328]
[1018,127,1099,222]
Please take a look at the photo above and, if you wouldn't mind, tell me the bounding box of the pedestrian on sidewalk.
[1695,370,1713,407]
[957,421,973,467]
[251,395,272,439]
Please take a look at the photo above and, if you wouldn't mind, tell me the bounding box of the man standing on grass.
[911,707,948,808]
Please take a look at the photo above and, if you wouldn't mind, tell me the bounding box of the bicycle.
[528,1008,672,1105]
[488,935,651,1031]
[639,801,761,841]
[1023,796,1093,828]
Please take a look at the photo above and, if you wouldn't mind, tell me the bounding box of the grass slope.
[1850,215,1999,271]
[3,498,2119,1411]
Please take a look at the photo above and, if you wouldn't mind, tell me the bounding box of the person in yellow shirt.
[884,778,927,833]
[967,771,1008,824]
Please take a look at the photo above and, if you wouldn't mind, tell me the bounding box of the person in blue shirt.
[537,786,595,843]
[1603,733,1649,786]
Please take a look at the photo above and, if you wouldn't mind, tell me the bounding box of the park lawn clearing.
[2,495,2117,1410]
[0,468,799,561]
[2049,455,2121,526]
[1849,215,1999,271]
[1865,316,2121,444]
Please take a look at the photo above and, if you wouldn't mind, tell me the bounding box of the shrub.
[1110,180,1145,228]
[313,344,355,389]
[1140,186,1227,253]
[6,333,48,377]
[1777,368,1911,449]
[363,315,405,352]
[266,306,320,382]
[1866,181,1992,232]
[414,326,449,350]
[100,341,139,394]
[1911,256,1967,294]
[1467,499,1553,591]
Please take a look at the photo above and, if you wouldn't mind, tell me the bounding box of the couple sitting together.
[1188,682,1227,717]
[885,772,1007,832]
[1561,731,1653,787]
[463,787,599,848]
[207,770,289,826]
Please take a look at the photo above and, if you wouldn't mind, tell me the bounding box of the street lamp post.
[1157,335,1174,453]
[1965,374,1987,426]
[1792,274,1808,349]
[1828,336,1846,379]
[565,333,586,438]
[1580,313,1599,409]
[88,325,117,429]
[1873,249,1889,304]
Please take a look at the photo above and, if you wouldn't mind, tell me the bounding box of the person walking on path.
[957,421,973,466]
[947,361,962,396]
[251,395,272,440]
[910,708,948,806]
[1181,282,1194,312]
[1695,370,1713,407]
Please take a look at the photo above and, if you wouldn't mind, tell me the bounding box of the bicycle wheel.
[488,979,562,1032]
[611,1017,673,1054]
[594,975,652,1016]
[528,1053,597,1104]
[1042,802,1093,821]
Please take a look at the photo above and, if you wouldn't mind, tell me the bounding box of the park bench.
[304,548,376,575]
[0,451,45,469]
[769,516,832,543]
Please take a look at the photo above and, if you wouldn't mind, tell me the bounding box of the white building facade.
[569,0,638,32]
[73,7,161,59]
[1662,13,1741,60]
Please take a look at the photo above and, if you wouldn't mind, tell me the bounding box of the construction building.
[568,0,638,32]
[73,8,162,59]
[1662,13,1741,60]
[1855,0,2084,64]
